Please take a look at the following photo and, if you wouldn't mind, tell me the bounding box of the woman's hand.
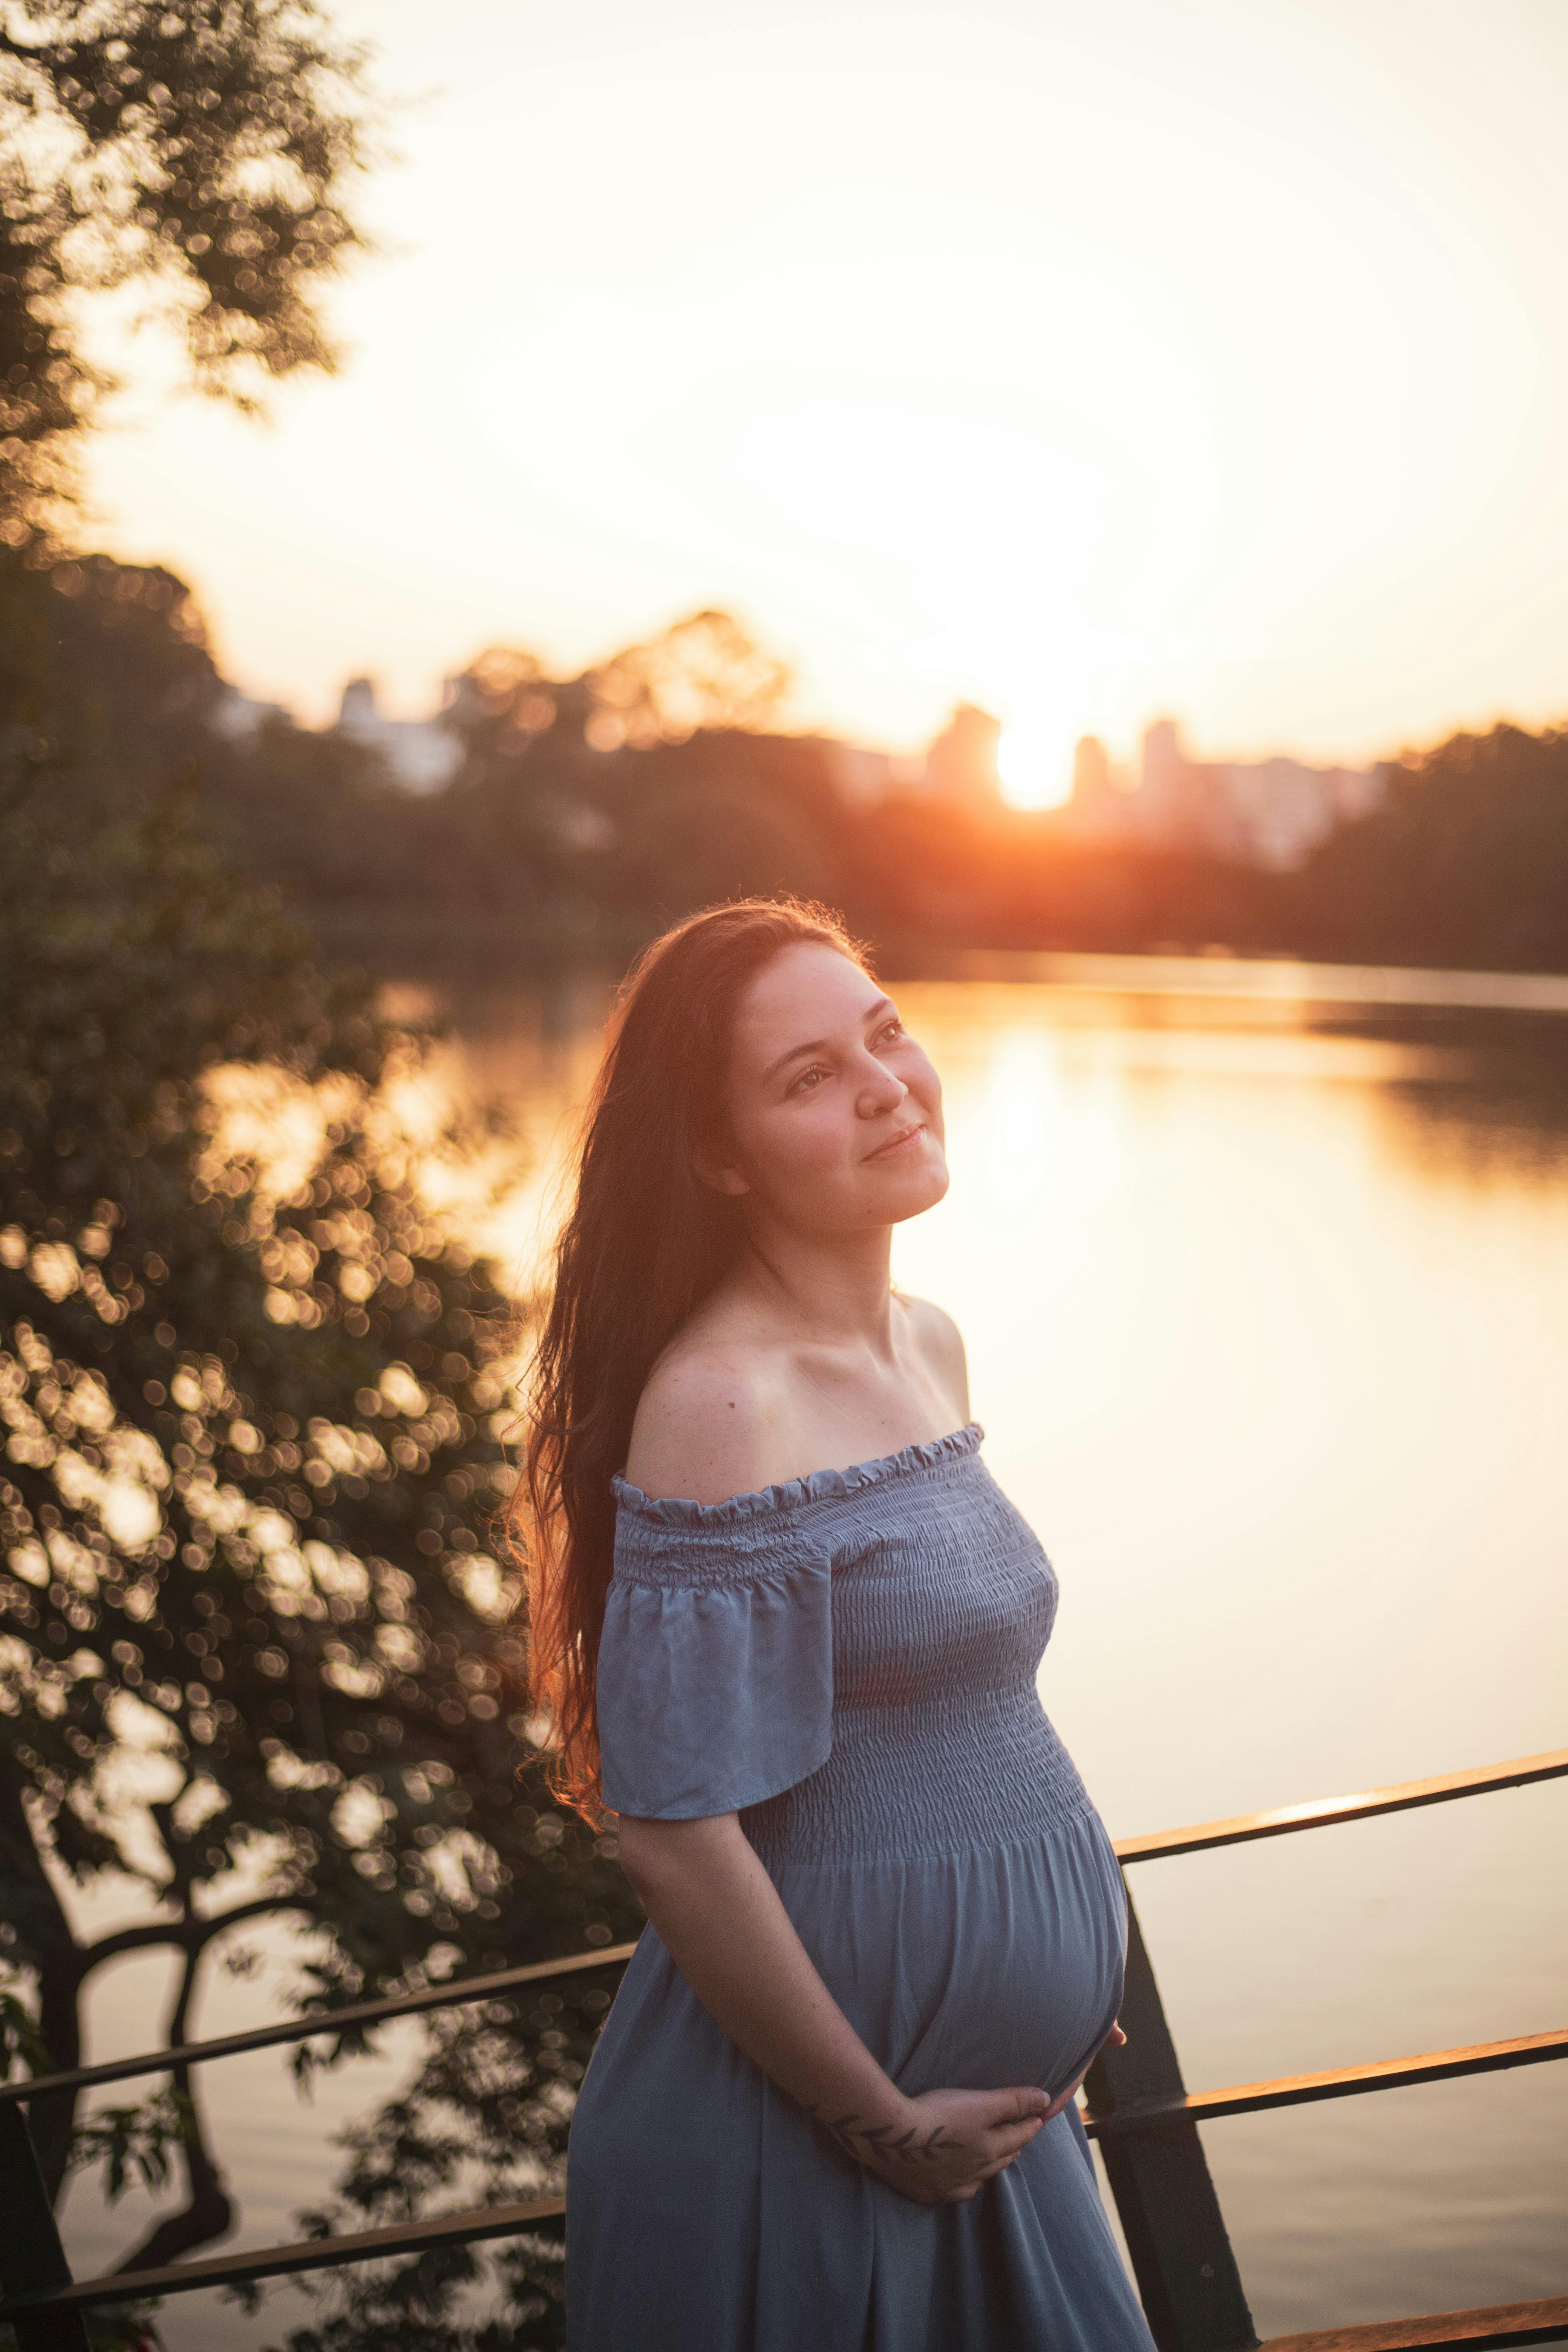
[829,2018,1130,2207]
[817,2084,1052,2205]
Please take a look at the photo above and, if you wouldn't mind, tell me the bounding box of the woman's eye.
[875,1019,905,1047]
[789,1065,829,1095]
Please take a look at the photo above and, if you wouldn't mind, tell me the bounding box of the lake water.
[58,955,1568,2346]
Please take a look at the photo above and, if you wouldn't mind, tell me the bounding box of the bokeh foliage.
[0,0,371,547]
[0,630,639,2335]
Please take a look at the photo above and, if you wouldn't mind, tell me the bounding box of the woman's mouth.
[865,1122,925,1162]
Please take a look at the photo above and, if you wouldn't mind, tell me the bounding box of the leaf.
[0,1982,51,2082]
[68,2087,193,2205]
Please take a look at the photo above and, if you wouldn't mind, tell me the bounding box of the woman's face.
[709,943,949,1232]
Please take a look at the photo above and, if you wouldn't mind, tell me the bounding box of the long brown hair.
[512,896,871,1813]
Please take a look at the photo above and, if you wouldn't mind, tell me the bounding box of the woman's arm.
[618,1810,1061,2205]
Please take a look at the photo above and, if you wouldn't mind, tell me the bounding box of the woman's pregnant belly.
[774,1808,1127,2104]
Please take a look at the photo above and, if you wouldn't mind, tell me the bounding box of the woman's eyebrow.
[760,1035,828,1087]
[758,998,897,1088]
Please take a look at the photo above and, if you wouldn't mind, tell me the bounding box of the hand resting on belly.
[617,1812,1123,2207]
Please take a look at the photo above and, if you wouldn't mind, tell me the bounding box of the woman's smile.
[863,1121,927,1163]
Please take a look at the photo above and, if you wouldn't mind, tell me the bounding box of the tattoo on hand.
[802,2103,951,2167]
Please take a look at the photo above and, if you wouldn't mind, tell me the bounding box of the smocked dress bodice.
[600,1423,1096,1866]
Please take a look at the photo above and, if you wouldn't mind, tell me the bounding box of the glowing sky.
[86,0,1568,804]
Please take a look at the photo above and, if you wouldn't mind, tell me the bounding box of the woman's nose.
[856,1061,908,1117]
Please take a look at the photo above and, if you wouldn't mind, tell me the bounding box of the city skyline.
[223,652,1383,862]
[223,637,1404,820]
[81,0,1568,797]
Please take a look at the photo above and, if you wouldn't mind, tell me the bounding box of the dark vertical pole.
[1084,1886,1258,2352]
[0,2100,92,2352]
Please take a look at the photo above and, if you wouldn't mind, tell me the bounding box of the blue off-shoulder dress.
[566,1424,1155,2351]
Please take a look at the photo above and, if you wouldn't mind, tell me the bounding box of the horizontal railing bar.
[1260,2291,1568,2351]
[1112,1746,1568,1865]
[1086,2026,1568,2136]
[0,1943,639,2109]
[5,2208,1563,2334]
[6,1748,1562,2112]
[0,2195,567,2317]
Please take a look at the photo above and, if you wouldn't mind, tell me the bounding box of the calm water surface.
[63,960,1568,2344]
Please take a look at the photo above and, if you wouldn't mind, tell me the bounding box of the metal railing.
[1,1745,1564,2352]
[1081,1745,1568,2352]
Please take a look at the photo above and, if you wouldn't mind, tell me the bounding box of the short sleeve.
[596,1482,835,1819]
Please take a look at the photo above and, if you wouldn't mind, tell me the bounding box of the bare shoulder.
[623,1333,787,1507]
[898,1292,971,1423]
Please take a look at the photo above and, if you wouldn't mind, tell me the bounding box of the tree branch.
[111,1940,233,2272]
[0,1769,86,2200]
[81,1891,305,1970]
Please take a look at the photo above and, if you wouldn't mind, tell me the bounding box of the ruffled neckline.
[611,1421,984,1526]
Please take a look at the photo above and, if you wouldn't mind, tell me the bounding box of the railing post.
[0,2099,91,2351]
[1085,1885,1259,2352]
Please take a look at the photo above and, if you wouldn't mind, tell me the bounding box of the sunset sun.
[997,720,1076,812]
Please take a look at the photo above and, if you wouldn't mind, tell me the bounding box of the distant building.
[334,677,464,795]
[813,741,928,807]
[813,707,1000,812]
[1139,718,1185,813]
[1057,717,1386,869]
[1057,734,1140,842]
[1217,755,1384,870]
[925,704,1004,811]
[1131,720,1235,852]
[209,683,291,740]
[1072,736,1112,801]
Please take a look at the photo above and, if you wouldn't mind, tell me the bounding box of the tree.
[0,544,456,971]
[253,1985,610,2350]
[0,738,638,2292]
[333,610,811,973]
[582,607,792,748]
[0,0,372,546]
[1291,724,1568,971]
[591,724,864,925]
[0,547,222,768]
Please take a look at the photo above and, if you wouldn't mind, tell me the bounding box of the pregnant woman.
[516,897,1155,2349]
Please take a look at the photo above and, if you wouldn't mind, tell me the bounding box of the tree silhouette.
[1291,724,1568,971]
[581,606,792,748]
[0,0,372,545]
[0,744,638,2289]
